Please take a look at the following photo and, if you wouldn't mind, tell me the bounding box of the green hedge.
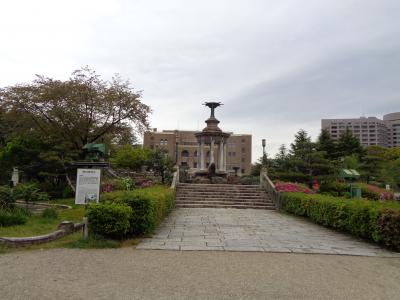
[281,192,400,250]
[86,203,132,238]
[99,185,175,236]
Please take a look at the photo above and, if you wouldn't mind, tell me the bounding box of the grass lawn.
[0,199,85,237]
[0,198,141,254]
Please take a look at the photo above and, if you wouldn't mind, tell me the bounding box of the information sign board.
[75,169,101,205]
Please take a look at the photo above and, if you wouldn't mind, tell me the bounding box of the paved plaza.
[137,208,399,257]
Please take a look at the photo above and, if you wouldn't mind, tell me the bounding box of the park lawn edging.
[281,192,400,251]
[0,221,84,247]
[90,185,175,238]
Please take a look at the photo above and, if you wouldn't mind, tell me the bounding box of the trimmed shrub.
[86,203,132,238]
[0,208,30,226]
[14,183,49,202]
[377,209,400,250]
[281,192,400,250]
[0,186,15,209]
[41,208,58,219]
[319,181,349,197]
[101,185,175,235]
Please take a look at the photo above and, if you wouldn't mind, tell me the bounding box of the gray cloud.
[1,0,399,161]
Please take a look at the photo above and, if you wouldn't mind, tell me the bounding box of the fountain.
[193,102,231,182]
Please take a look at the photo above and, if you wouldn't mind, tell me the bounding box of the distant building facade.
[143,129,252,175]
[321,112,400,148]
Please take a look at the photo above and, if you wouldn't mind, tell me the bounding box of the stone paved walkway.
[137,208,399,257]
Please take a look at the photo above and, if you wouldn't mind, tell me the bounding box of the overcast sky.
[1,0,399,161]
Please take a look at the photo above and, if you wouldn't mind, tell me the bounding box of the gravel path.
[1,248,400,299]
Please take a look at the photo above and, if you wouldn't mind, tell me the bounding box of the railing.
[260,168,281,210]
[170,167,180,189]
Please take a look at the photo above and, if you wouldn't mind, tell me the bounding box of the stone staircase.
[176,183,275,209]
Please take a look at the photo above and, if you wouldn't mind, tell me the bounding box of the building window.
[181,162,188,166]
[181,150,189,157]
[242,147,245,152]
[194,162,198,168]
[241,168,245,174]
[242,158,245,162]
[194,150,198,157]
[206,151,210,157]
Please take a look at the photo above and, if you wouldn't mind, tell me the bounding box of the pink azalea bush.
[359,183,394,200]
[274,181,315,194]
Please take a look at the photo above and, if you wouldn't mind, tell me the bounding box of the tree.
[0,67,150,151]
[147,148,174,184]
[111,144,152,170]
[337,128,364,158]
[316,129,337,159]
[286,129,334,183]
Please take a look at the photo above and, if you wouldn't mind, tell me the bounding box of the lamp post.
[262,139,267,166]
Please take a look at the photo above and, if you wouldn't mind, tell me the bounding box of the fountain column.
[200,139,205,170]
[219,141,224,171]
[197,142,201,169]
[223,141,227,171]
[210,138,215,164]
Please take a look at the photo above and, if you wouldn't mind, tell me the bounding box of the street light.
[261,139,267,166]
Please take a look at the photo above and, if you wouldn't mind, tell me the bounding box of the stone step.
[175,183,275,210]
[177,189,265,193]
[177,185,261,190]
[177,187,262,190]
[178,183,260,187]
[177,190,265,194]
[176,200,274,207]
[176,196,273,202]
[176,193,268,199]
[175,203,275,209]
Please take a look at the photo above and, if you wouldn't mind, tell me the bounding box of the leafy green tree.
[111,144,152,170]
[286,130,334,183]
[342,154,359,169]
[0,67,150,150]
[147,148,175,184]
[316,129,337,159]
[337,128,364,158]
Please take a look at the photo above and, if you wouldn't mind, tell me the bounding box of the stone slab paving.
[137,208,400,257]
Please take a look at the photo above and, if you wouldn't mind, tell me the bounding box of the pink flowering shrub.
[359,183,394,200]
[139,180,153,188]
[274,181,315,194]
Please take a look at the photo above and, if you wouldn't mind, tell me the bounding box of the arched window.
[193,150,198,157]
[181,150,189,157]
[206,151,210,157]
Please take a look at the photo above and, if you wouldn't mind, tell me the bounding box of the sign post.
[75,169,101,205]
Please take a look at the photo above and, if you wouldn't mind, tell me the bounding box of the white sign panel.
[75,169,101,205]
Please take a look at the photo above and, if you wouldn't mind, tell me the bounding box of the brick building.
[143,129,252,175]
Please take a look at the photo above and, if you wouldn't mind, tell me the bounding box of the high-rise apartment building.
[321,112,400,147]
[143,129,252,175]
